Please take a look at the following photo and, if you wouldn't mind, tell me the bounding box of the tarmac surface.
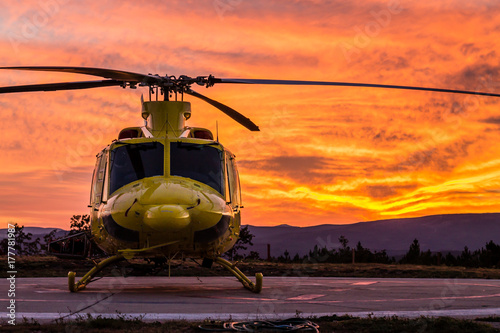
[2,276,500,322]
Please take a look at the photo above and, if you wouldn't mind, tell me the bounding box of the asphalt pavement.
[2,276,500,322]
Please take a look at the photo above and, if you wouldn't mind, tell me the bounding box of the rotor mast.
[141,100,191,138]
[140,79,194,138]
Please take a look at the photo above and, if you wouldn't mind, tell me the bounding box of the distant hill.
[2,213,499,258]
[246,213,500,258]
[0,227,67,243]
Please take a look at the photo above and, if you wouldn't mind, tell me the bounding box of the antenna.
[216,121,219,142]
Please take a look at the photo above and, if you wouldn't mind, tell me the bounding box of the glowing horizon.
[1,0,500,229]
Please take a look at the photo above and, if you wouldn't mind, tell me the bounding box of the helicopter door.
[226,152,242,211]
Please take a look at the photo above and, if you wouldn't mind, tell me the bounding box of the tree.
[283,249,290,262]
[43,229,58,244]
[0,238,7,255]
[401,239,421,264]
[0,223,41,255]
[13,223,33,254]
[41,229,59,255]
[225,225,255,260]
[479,240,500,268]
[420,249,434,265]
[457,246,478,267]
[337,235,351,263]
[247,251,261,260]
[69,215,91,235]
[355,241,371,262]
[444,252,458,266]
[373,249,392,264]
[339,235,349,249]
[26,237,41,255]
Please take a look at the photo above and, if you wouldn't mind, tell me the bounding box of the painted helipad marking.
[287,294,325,301]
[351,281,378,286]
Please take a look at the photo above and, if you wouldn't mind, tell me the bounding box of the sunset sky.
[1,0,499,229]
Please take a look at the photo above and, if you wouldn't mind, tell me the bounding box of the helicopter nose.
[143,204,191,232]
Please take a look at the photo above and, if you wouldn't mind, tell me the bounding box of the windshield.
[170,142,224,195]
[109,142,164,194]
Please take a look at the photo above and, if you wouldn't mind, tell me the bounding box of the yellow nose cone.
[143,205,191,232]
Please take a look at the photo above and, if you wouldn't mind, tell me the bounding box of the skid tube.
[68,254,262,293]
[214,257,263,293]
[68,254,126,292]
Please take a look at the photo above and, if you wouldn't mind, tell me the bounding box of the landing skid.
[68,254,125,292]
[68,255,263,293]
[214,257,263,293]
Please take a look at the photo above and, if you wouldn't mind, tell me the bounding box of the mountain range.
[246,213,500,258]
[2,213,499,258]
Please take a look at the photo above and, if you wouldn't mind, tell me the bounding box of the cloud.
[453,64,500,88]
[0,166,92,227]
[240,155,327,179]
[365,184,419,199]
[481,116,500,125]
[460,43,480,56]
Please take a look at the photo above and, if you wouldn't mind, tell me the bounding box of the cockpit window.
[170,142,224,195]
[109,142,164,194]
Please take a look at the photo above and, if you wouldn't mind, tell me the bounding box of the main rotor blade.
[186,89,260,131]
[216,78,500,98]
[0,80,124,94]
[0,66,159,84]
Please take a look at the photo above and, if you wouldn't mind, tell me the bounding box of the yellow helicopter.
[1,66,499,293]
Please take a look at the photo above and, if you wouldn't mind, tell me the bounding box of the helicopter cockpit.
[93,140,230,201]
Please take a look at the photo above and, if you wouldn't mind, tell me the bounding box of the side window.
[90,153,102,205]
[233,159,242,207]
[91,150,107,204]
[226,152,241,209]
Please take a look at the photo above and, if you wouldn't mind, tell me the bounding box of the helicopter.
[1,66,499,293]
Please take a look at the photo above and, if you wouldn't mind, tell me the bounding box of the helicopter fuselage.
[88,101,243,260]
